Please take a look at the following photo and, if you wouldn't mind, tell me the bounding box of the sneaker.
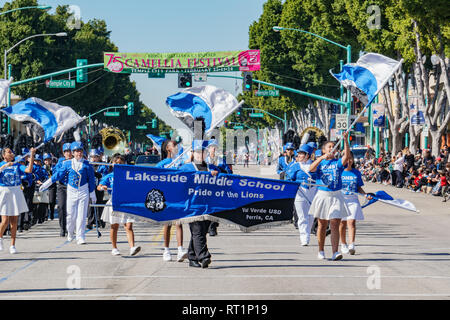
[67,235,74,242]
[177,249,188,262]
[77,239,87,245]
[111,248,121,256]
[331,252,343,261]
[130,246,141,256]
[9,246,17,254]
[317,251,326,260]
[341,244,350,254]
[0,238,3,251]
[348,244,356,255]
[163,250,172,262]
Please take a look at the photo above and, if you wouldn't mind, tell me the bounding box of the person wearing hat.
[32,154,49,224]
[86,149,108,230]
[0,147,37,254]
[277,143,295,180]
[19,149,39,229]
[53,143,73,237]
[40,142,97,245]
[286,144,317,246]
[155,139,188,262]
[43,153,57,221]
[179,140,220,268]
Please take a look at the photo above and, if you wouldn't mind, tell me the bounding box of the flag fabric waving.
[166,85,242,133]
[331,53,402,106]
[146,134,166,153]
[0,78,12,105]
[361,190,419,213]
[1,97,84,142]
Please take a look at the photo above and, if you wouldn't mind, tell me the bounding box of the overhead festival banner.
[112,165,298,232]
[104,50,260,74]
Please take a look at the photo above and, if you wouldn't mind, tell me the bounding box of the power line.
[49,72,108,102]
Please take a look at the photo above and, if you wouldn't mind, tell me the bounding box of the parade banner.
[112,165,298,232]
[372,103,385,127]
[104,50,260,74]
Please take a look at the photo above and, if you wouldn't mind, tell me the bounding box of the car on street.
[134,154,161,167]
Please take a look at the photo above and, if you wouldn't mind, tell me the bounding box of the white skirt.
[308,189,351,220]
[101,199,135,225]
[342,194,364,221]
[0,186,29,216]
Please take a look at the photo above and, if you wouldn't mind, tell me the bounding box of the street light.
[0,5,51,16]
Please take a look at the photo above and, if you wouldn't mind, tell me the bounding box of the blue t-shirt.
[341,169,364,195]
[0,161,27,187]
[99,172,114,195]
[316,158,347,191]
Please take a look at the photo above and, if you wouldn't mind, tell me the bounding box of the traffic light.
[151,118,158,129]
[236,106,243,118]
[178,73,192,88]
[76,59,88,83]
[0,113,7,134]
[243,72,252,92]
[224,120,229,128]
[127,102,134,116]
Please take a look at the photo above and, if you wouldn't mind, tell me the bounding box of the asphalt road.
[0,165,449,300]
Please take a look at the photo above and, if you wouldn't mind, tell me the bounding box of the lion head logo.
[145,189,166,213]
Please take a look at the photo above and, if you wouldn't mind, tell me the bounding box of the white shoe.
[111,248,121,256]
[317,251,326,260]
[348,244,356,255]
[341,244,350,254]
[0,238,3,251]
[163,250,172,261]
[177,249,188,262]
[332,252,343,261]
[77,239,87,245]
[67,235,74,242]
[9,246,17,254]
[130,246,141,256]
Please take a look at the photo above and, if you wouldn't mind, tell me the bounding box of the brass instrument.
[300,127,325,144]
[99,127,127,157]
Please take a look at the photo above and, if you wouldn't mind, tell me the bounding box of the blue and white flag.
[361,190,419,213]
[1,97,84,142]
[146,134,166,153]
[331,53,403,106]
[0,78,12,105]
[112,165,299,232]
[166,85,243,134]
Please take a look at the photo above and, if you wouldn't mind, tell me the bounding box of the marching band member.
[308,132,351,261]
[40,142,96,245]
[0,147,36,254]
[340,151,372,256]
[55,143,73,237]
[277,143,295,180]
[179,140,220,268]
[98,154,140,256]
[286,144,316,246]
[43,153,57,221]
[32,154,49,224]
[155,139,188,262]
[20,148,36,229]
[87,149,108,230]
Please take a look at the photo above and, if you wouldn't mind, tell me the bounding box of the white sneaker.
[331,252,343,261]
[111,248,121,256]
[77,239,87,245]
[9,246,17,254]
[0,238,3,251]
[163,250,172,261]
[130,246,141,256]
[317,251,326,260]
[67,235,74,242]
[348,244,356,255]
[177,249,188,262]
[341,244,350,254]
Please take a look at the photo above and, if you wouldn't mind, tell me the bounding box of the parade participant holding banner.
[286,144,316,246]
[98,154,141,256]
[308,132,351,261]
[340,151,372,256]
[87,149,108,230]
[179,140,220,268]
[155,139,188,262]
[40,142,96,245]
[0,147,36,254]
[277,143,295,180]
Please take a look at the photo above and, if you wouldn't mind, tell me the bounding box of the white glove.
[39,179,53,192]
[90,191,97,203]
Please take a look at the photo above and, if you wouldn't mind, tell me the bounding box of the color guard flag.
[331,53,403,106]
[0,78,12,105]
[361,190,419,213]
[166,85,243,134]
[1,97,84,142]
[146,134,166,153]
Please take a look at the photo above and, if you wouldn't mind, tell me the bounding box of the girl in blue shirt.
[0,147,36,254]
[340,152,372,256]
[308,132,351,261]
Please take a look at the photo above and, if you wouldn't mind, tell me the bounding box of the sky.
[7,0,268,130]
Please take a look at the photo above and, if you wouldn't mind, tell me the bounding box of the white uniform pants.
[294,187,314,244]
[66,184,90,241]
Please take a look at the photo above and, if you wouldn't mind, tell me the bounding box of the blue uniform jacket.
[51,159,96,193]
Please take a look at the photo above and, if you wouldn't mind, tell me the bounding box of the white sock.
[164,247,170,252]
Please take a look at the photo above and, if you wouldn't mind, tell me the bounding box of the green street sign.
[148,72,165,78]
[233,126,244,130]
[104,112,120,117]
[250,113,264,118]
[255,90,279,97]
[47,79,76,89]
[136,125,148,130]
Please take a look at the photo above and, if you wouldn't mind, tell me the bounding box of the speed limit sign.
[335,114,348,130]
